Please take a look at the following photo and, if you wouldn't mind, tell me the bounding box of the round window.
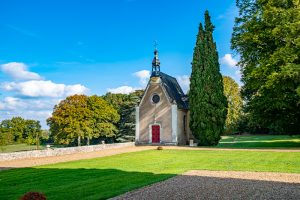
[152,94,160,104]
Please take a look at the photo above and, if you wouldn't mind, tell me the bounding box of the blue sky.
[0,0,240,128]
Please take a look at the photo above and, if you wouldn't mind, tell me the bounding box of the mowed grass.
[1,149,300,200]
[0,143,45,153]
[1,135,298,153]
[217,135,300,149]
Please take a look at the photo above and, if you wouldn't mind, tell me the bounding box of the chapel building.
[135,49,194,145]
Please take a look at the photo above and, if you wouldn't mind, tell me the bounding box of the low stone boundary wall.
[0,142,135,161]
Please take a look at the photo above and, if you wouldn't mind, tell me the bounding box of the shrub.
[20,192,47,200]
[157,146,163,150]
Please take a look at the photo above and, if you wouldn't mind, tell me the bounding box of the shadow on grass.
[217,140,300,148]
[0,167,15,171]
[0,168,174,200]
[113,175,300,200]
[218,135,300,149]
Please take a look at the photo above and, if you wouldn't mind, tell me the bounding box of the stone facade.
[137,79,173,144]
[135,75,192,145]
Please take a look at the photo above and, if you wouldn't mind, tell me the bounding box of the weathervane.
[154,40,158,50]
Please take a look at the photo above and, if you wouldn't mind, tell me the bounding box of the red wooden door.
[152,125,160,143]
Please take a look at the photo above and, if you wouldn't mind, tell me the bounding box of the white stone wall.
[0,142,134,161]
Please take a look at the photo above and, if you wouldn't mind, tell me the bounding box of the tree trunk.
[87,137,90,146]
[78,136,81,146]
[36,132,40,150]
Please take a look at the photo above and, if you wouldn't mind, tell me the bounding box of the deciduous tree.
[0,117,42,146]
[102,90,143,142]
[47,95,91,146]
[24,120,42,149]
[231,0,300,133]
[47,94,120,146]
[223,76,243,133]
[87,95,120,144]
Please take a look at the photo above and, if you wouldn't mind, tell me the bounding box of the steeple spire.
[152,41,160,76]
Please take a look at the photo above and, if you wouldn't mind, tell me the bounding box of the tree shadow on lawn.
[0,167,175,200]
[218,140,300,148]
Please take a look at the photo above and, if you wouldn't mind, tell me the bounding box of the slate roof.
[152,71,189,110]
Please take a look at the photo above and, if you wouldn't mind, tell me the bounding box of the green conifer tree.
[189,10,227,146]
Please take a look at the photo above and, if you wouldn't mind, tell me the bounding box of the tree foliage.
[189,10,227,145]
[0,117,42,146]
[231,0,300,133]
[88,95,120,141]
[47,95,119,146]
[223,76,243,134]
[47,95,91,146]
[102,90,143,142]
[24,120,42,146]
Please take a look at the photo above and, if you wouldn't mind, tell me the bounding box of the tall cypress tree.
[189,10,227,146]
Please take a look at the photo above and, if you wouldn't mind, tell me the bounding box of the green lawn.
[217,135,300,149]
[1,135,298,153]
[0,143,45,153]
[1,149,300,200]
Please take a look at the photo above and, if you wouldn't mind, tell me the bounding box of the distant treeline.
[0,117,46,146]
[46,90,144,146]
[0,90,144,147]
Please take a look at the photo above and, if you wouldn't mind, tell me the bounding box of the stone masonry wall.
[0,142,134,161]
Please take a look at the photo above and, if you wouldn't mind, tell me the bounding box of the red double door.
[152,125,160,143]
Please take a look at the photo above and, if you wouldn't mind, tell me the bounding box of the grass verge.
[0,143,45,153]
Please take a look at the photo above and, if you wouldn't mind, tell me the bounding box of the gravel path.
[112,170,300,200]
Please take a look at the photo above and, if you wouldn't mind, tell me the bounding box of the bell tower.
[151,42,160,76]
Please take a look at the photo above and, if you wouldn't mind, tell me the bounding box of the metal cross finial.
[154,40,158,50]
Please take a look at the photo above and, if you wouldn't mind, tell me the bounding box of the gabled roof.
[153,71,189,110]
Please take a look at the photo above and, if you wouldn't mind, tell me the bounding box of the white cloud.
[1,62,42,80]
[108,72,190,95]
[0,61,90,128]
[0,97,58,128]
[65,84,89,96]
[0,97,60,111]
[177,75,190,93]
[0,97,26,110]
[1,80,88,97]
[235,69,242,77]
[234,69,243,86]
[221,54,238,68]
[107,86,139,94]
[106,70,150,94]
[133,70,150,86]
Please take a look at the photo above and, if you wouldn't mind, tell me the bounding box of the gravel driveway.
[112,170,300,200]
